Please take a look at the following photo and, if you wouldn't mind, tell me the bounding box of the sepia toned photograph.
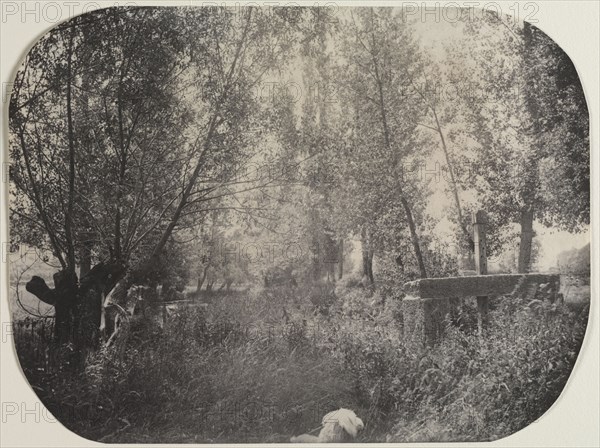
[5,3,593,444]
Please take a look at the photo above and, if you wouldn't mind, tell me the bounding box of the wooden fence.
[402,210,560,345]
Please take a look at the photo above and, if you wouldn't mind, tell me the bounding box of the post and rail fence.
[402,210,560,346]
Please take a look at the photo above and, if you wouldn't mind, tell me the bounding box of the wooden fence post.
[472,210,488,336]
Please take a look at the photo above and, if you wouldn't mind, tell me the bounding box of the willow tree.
[9,6,319,349]
[10,8,194,345]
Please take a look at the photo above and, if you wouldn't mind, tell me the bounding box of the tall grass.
[14,283,588,443]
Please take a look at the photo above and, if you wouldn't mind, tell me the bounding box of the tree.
[332,8,433,281]
[11,8,194,345]
[9,6,319,349]
[448,13,589,273]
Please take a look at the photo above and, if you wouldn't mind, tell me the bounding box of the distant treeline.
[557,243,590,275]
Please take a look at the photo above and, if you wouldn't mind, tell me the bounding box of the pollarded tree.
[9,6,322,349]
[10,8,194,346]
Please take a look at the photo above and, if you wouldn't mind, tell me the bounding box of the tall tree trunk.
[362,250,372,284]
[113,57,129,262]
[367,11,427,278]
[47,28,79,346]
[337,239,344,280]
[324,232,336,283]
[361,226,374,285]
[518,207,535,273]
[64,27,76,273]
[518,22,541,275]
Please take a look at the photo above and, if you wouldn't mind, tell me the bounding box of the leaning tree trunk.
[518,207,535,273]
[100,271,140,363]
[196,271,206,293]
[400,196,427,279]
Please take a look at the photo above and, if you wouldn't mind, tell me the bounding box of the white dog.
[290,408,364,443]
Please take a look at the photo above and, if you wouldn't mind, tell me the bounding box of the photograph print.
[7,4,591,444]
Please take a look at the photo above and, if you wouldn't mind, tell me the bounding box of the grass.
[12,279,589,443]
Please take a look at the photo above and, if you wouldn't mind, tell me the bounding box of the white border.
[1,1,598,447]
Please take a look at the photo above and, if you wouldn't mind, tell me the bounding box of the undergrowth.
[15,284,588,443]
